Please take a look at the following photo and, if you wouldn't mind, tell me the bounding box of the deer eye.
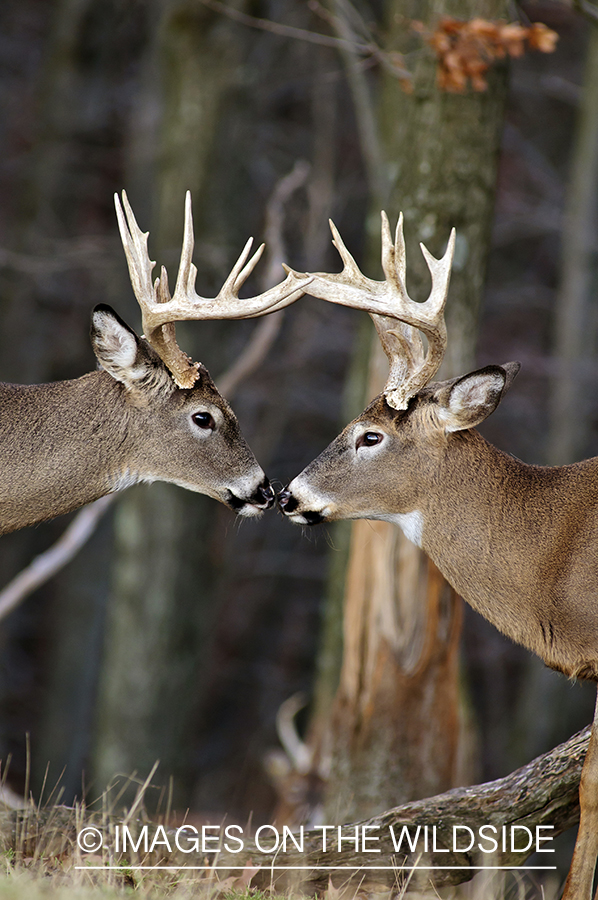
[192,412,215,430]
[356,431,383,450]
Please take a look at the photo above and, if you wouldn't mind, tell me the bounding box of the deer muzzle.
[277,486,326,525]
[227,477,275,516]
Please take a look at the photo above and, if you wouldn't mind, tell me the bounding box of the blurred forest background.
[0,0,597,882]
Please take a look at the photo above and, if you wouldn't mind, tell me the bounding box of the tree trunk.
[328,526,462,821]
[547,22,598,465]
[3,0,149,801]
[322,0,510,823]
[90,0,248,810]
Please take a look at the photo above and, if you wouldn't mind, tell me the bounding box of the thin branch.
[217,314,284,397]
[262,160,311,287]
[312,0,411,80]
[197,0,411,81]
[0,495,116,623]
[574,0,598,23]
[196,0,371,53]
[327,0,389,207]
[218,160,310,397]
[0,238,114,277]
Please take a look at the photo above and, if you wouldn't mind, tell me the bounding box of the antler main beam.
[115,191,311,388]
[288,213,455,409]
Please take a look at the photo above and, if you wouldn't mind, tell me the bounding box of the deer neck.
[411,430,598,678]
[0,373,135,533]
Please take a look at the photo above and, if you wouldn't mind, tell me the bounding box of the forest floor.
[0,870,266,900]
[0,796,564,900]
[0,846,287,900]
[0,796,288,900]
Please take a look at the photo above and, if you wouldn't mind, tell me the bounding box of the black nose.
[278,488,298,513]
[302,510,323,525]
[252,478,275,509]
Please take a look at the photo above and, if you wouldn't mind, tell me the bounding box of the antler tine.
[172,191,197,302]
[114,191,157,317]
[236,242,266,287]
[381,228,455,409]
[420,228,456,319]
[395,212,406,285]
[171,195,268,311]
[291,214,456,409]
[118,193,312,328]
[329,220,369,286]
[115,191,314,386]
[376,214,425,396]
[380,211,395,286]
[114,191,199,388]
[216,237,264,298]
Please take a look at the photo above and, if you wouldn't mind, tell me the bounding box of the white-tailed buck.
[0,192,310,535]
[278,214,598,899]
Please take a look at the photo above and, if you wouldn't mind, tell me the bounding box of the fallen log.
[217,725,589,895]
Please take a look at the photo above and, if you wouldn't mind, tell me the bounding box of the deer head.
[0,193,312,534]
[277,214,519,526]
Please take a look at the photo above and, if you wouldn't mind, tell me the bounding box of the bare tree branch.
[218,160,310,396]
[0,238,114,277]
[196,0,371,53]
[313,0,411,81]
[0,495,116,623]
[197,0,411,81]
[573,0,598,23]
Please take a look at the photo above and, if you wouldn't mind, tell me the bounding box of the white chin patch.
[288,512,310,525]
[237,503,264,518]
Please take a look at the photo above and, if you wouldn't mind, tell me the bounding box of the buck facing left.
[278,213,598,899]
[0,192,309,536]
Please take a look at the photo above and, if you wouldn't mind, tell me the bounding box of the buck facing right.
[0,192,309,535]
[278,215,598,899]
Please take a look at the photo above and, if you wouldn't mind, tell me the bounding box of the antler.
[115,191,311,388]
[287,213,455,410]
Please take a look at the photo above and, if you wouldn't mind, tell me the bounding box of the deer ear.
[436,363,520,433]
[90,304,173,395]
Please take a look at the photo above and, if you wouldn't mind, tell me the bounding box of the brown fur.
[284,365,598,681]
[0,307,270,534]
[283,361,598,897]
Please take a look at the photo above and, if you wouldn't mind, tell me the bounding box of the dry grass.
[0,765,282,900]
[0,773,562,900]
